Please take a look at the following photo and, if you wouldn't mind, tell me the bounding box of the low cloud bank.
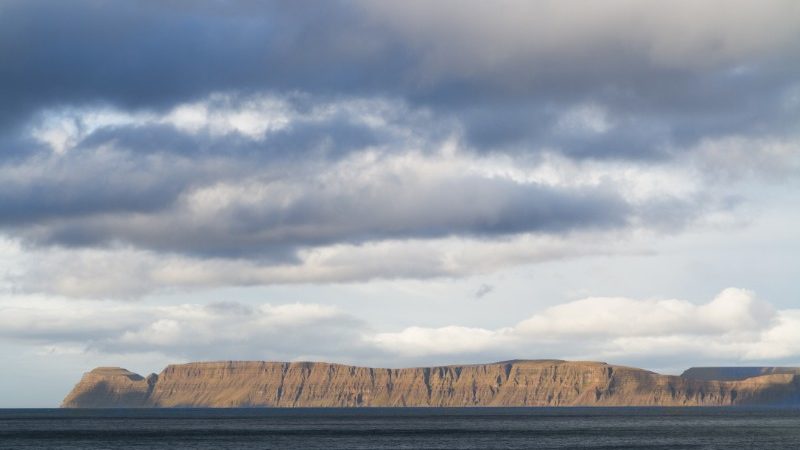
[2,288,797,370]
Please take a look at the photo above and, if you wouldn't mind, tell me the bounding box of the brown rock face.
[61,367,157,408]
[61,360,800,408]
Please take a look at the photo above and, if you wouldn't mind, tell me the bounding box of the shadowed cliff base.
[62,360,800,408]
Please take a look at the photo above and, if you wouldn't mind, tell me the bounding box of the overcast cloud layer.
[1,0,798,278]
[0,0,799,406]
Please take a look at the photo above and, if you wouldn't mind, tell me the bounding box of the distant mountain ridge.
[681,366,800,381]
[62,360,800,408]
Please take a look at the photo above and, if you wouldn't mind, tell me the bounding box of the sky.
[0,0,799,407]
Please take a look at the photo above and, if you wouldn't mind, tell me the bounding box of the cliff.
[62,360,800,408]
[61,367,157,408]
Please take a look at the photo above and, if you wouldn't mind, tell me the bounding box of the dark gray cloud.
[0,0,401,131]
[0,90,690,261]
[475,284,494,299]
[79,116,384,160]
[2,0,798,160]
[0,152,183,226]
[8,151,636,258]
[0,0,795,270]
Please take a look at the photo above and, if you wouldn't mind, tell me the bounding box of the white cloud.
[371,326,515,356]
[1,288,798,369]
[0,295,362,361]
[162,94,292,138]
[362,288,799,367]
[743,310,800,360]
[27,93,429,155]
[515,287,774,337]
[0,232,630,298]
[30,107,156,154]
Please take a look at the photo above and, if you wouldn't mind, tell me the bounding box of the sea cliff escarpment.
[62,360,800,408]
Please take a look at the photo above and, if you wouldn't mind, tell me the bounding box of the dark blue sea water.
[2,407,799,449]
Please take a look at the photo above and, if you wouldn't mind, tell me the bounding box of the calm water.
[2,407,800,449]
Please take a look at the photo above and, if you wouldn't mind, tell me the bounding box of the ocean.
[1,407,799,449]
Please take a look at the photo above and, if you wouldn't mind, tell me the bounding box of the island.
[62,360,800,408]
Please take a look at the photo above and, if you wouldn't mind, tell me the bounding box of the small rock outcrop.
[61,360,800,408]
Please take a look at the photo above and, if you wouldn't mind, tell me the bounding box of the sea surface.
[1,407,799,449]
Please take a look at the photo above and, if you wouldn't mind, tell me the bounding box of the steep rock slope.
[62,367,157,408]
[62,360,800,408]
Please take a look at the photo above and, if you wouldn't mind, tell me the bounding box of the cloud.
[0,91,769,298]
[2,0,798,159]
[0,91,747,297]
[474,284,494,299]
[0,1,404,130]
[358,0,800,156]
[18,160,633,255]
[359,0,800,86]
[691,135,800,180]
[514,288,775,337]
[0,295,366,362]
[2,94,726,264]
[371,325,515,357]
[1,233,632,298]
[0,1,797,302]
[1,288,798,369]
[368,288,799,367]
